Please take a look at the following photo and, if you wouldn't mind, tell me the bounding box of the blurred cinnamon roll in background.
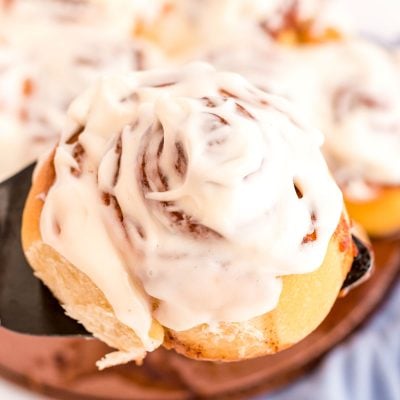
[205,18,400,237]
[0,0,166,182]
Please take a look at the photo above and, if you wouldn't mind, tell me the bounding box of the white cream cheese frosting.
[0,0,166,183]
[207,38,400,200]
[40,63,342,346]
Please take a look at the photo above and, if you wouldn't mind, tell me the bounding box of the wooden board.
[0,238,398,400]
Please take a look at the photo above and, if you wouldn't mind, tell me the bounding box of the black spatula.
[0,164,89,336]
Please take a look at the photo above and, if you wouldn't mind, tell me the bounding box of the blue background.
[262,280,400,400]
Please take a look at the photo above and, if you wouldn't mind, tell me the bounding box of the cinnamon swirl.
[22,63,357,368]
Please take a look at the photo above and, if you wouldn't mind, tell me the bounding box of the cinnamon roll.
[22,63,358,368]
[323,41,400,237]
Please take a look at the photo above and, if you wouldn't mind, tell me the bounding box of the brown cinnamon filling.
[140,160,151,193]
[235,102,255,120]
[219,88,238,99]
[335,216,354,254]
[152,81,176,88]
[168,208,222,239]
[294,182,318,244]
[70,143,85,177]
[207,136,228,148]
[247,88,269,107]
[102,193,123,222]
[201,97,217,108]
[155,138,169,191]
[102,191,146,240]
[203,94,255,121]
[302,212,317,244]
[294,182,303,199]
[66,125,84,145]
[112,135,122,186]
[207,113,228,127]
[174,141,187,176]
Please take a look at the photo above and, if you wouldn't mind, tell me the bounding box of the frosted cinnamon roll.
[23,63,359,368]
[0,0,166,182]
[322,41,400,236]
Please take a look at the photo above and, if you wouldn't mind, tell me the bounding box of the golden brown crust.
[164,214,354,361]
[22,152,354,365]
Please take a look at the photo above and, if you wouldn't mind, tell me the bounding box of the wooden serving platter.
[0,238,398,400]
